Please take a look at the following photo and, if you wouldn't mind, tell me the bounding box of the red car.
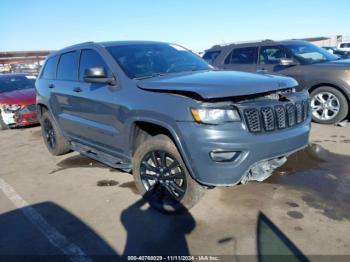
[0,73,38,130]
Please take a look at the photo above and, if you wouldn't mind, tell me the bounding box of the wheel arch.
[129,119,198,182]
[308,83,350,105]
[36,103,49,118]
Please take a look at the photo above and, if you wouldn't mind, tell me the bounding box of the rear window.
[57,51,79,81]
[224,47,258,64]
[42,56,59,79]
[202,51,221,64]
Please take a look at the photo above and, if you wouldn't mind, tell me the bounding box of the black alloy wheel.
[43,118,56,149]
[140,150,187,204]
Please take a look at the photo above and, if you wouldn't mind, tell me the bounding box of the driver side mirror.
[83,67,116,85]
[279,58,297,66]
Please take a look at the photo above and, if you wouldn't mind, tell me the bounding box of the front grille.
[243,99,309,133]
[261,107,275,131]
[244,109,261,132]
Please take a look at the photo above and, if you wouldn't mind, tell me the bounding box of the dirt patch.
[218,237,233,244]
[286,202,299,208]
[287,211,304,219]
[97,180,119,187]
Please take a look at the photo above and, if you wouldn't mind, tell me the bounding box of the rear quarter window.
[41,56,59,79]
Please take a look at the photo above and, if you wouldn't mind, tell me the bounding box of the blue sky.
[1,0,349,52]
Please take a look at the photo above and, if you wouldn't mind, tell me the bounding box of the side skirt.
[70,141,132,172]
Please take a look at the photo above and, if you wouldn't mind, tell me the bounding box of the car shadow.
[0,201,118,261]
[120,190,196,257]
[0,190,195,260]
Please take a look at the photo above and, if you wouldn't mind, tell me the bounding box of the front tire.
[310,86,348,124]
[133,134,205,213]
[40,111,71,156]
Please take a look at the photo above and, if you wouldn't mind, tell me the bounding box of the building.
[302,35,350,47]
[0,50,51,75]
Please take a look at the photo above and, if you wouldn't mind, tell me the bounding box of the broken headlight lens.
[2,104,22,113]
[191,107,241,124]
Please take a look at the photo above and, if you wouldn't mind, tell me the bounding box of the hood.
[0,88,36,106]
[137,70,297,99]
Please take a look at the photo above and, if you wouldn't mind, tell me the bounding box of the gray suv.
[204,40,350,124]
[36,41,310,212]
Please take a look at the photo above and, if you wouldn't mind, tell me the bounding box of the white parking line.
[0,178,92,262]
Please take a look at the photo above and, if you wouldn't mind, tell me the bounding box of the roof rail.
[211,39,274,48]
[66,41,94,48]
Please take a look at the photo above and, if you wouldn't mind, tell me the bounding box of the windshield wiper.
[134,73,166,80]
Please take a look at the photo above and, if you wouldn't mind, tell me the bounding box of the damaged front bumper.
[0,105,38,127]
[177,120,310,186]
[176,91,311,186]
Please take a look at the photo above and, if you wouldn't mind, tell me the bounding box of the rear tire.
[310,86,348,124]
[133,134,205,213]
[40,111,71,156]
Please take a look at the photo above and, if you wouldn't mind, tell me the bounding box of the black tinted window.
[259,46,290,64]
[107,43,209,79]
[202,51,221,64]
[42,56,59,79]
[79,49,109,81]
[225,47,257,64]
[57,51,78,81]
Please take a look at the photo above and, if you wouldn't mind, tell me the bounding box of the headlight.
[2,104,22,113]
[191,107,241,124]
[346,69,350,75]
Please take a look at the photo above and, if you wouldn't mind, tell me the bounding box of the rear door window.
[57,51,79,81]
[42,56,59,79]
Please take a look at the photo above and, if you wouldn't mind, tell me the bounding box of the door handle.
[73,87,82,93]
[48,84,55,89]
[256,69,268,73]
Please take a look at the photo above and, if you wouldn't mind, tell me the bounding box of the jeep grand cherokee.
[36,41,310,212]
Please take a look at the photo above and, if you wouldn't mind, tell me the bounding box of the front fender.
[126,116,198,182]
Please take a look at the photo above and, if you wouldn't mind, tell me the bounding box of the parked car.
[338,42,350,52]
[322,46,350,59]
[204,40,350,124]
[0,73,38,130]
[36,41,310,212]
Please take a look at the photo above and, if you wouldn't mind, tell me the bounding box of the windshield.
[0,75,36,94]
[285,42,339,64]
[106,43,210,79]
